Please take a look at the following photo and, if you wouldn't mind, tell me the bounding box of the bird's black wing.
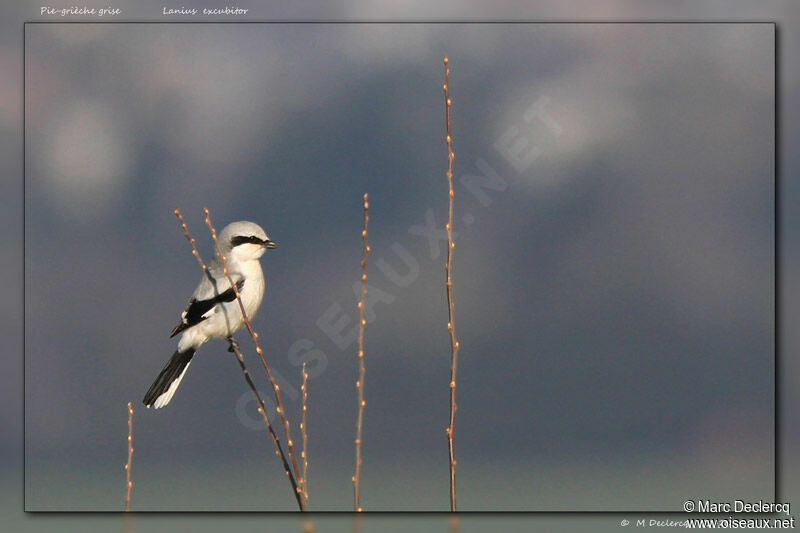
[169,279,245,337]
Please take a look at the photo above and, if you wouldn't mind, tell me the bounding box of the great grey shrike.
[143,221,277,409]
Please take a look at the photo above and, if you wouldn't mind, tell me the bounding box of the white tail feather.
[152,361,191,409]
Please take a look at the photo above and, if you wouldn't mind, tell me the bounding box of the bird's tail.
[143,348,196,409]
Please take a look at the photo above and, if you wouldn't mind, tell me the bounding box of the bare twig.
[124,401,133,512]
[173,208,302,511]
[443,54,460,512]
[300,362,309,507]
[203,207,306,511]
[174,209,214,282]
[304,518,315,533]
[229,338,303,511]
[449,514,460,533]
[353,193,369,512]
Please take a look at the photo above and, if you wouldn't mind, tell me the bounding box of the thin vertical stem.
[203,208,306,511]
[301,362,310,508]
[443,54,460,513]
[449,514,460,533]
[353,193,369,512]
[124,402,133,512]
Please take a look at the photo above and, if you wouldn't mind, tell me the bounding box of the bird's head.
[219,221,277,262]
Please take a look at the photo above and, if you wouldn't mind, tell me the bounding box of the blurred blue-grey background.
[2,1,797,531]
[23,21,774,512]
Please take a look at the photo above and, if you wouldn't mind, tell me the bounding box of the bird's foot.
[227,337,240,353]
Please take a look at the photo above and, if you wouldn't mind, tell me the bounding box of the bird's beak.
[264,240,278,249]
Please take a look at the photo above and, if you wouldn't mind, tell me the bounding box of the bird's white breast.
[237,258,266,320]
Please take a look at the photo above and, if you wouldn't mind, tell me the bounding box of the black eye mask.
[230,235,266,247]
